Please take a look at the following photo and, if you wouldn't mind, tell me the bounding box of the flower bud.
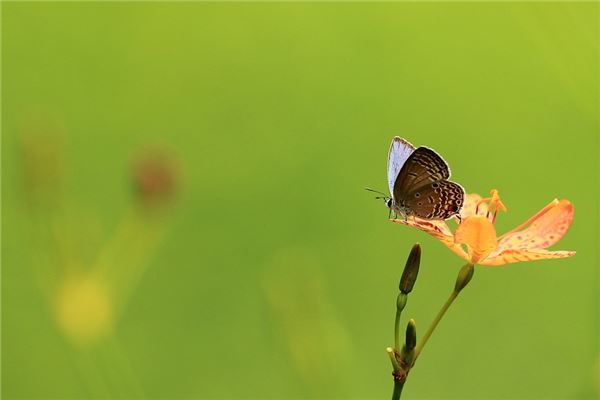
[454,263,475,293]
[405,319,417,351]
[399,243,421,294]
[400,319,417,367]
[397,292,407,312]
[132,147,179,210]
[19,118,66,209]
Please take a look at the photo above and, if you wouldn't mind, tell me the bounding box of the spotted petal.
[459,193,487,219]
[480,249,576,266]
[391,217,467,260]
[483,199,575,265]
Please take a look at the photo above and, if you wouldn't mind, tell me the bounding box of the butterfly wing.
[403,180,465,219]
[393,147,451,197]
[387,137,415,196]
[394,147,463,219]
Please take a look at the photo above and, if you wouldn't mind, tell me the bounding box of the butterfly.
[369,137,465,220]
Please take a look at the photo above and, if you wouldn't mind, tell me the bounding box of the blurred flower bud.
[454,263,475,293]
[55,275,113,346]
[19,116,66,208]
[132,147,179,210]
[399,243,421,294]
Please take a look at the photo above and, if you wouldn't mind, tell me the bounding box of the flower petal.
[391,217,451,240]
[493,200,574,253]
[480,249,576,266]
[454,215,498,264]
[460,193,489,219]
[391,217,468,260]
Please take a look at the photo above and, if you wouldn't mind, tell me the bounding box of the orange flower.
[392,190,575,266]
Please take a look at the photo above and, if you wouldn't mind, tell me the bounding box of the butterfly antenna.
[364,187,386,195]
[365,187,390,208]
[365,187,388,197]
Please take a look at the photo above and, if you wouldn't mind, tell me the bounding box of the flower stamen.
[475,198,488,216]
[475,189,507,224]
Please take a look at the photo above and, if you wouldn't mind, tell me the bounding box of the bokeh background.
[2,2,598,399]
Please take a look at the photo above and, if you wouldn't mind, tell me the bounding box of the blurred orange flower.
[392,190,575,266]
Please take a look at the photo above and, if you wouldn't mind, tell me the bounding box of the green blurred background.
[2,2,598,399]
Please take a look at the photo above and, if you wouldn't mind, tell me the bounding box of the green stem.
[412,290,458,363]
[394,293,407,351]
[394,306,402,351]
[392,380,404,400]
[386,347,401,372]
[412,263,474,364]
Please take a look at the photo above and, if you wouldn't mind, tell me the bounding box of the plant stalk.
[394,306,402,352]
[412,263,474,365]
[392,380,404,400]
[412,289,458,364]
[394,293,407,351]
